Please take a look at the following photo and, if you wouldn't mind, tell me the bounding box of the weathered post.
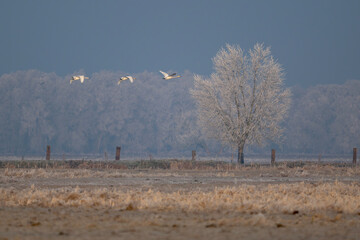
[353,148,357,165]
[46,145,51,161]
[192,150,196,161]
[115,146,121,161]
[318,154,322,162]
[271,149,276,165]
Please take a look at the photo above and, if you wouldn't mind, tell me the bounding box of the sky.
[0,0,359,87]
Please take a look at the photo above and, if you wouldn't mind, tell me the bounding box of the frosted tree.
[191,44,291,164]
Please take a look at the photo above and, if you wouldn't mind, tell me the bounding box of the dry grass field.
[0,160,359,240]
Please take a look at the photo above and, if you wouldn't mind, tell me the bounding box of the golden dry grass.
[1,166,359,240]
[1,182,359,215]
[1,163,359,179]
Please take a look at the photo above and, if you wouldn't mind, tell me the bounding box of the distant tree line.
[0,70,359,156]
[283,80,360,154]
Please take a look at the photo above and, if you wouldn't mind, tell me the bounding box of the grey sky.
[0,0,359,87]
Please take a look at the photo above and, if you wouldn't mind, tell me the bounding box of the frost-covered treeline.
[0,70,199,156]
[0,70,359,156]
[283,80,360,154]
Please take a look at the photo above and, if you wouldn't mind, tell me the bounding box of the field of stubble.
[0,161,359,240]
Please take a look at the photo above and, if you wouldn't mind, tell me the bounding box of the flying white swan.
[118,76,135,85]
[70,75,88,84]
[159,70,181,80]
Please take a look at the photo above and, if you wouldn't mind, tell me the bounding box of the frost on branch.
[190,43,291,164]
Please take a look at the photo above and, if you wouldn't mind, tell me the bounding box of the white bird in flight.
[159,71,181,80]
[118,76,135,85]
[70,75,88,84]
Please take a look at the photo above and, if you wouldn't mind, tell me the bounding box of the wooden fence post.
[192,150,196,161]
[353,148,357,165]
[115,146,121,161]
[271,149,275,165]
[46,145,51,161]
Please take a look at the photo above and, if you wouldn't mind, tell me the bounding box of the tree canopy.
[191,44,291,164]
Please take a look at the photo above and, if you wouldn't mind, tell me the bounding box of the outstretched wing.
[127,76,134,83]
[159,71,169,78]
[170,73,176,76]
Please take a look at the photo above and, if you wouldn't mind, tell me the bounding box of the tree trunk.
[237,143,245,165]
